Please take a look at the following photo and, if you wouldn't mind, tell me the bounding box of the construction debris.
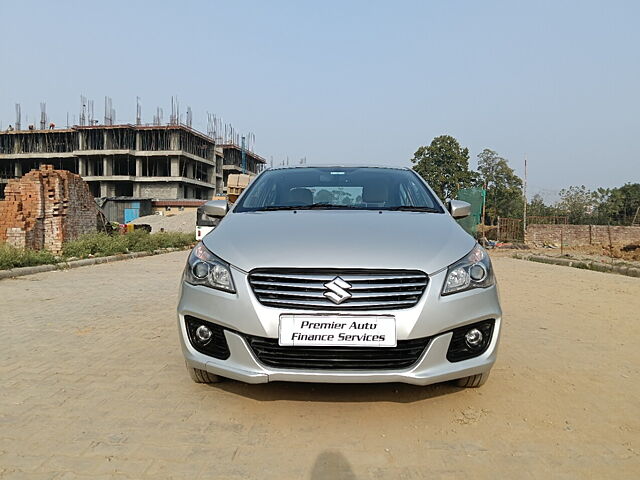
[0,165,97,253]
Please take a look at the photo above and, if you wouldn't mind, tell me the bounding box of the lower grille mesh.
[245,335,431,370]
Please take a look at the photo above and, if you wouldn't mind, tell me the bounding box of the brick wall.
[525,224,640,247]
[0,165,97,253]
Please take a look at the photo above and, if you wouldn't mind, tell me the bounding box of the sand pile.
[130,211,195,233]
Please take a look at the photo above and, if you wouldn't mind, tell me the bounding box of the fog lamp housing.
[184,316,230,360]
[446,320,495,362]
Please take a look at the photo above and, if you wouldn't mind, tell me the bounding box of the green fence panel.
[456,187,485,236]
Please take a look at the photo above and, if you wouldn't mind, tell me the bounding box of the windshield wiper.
[385,206,441,213]
[254,203,362,212]
[296,203,362,210]
[253,205,301,211]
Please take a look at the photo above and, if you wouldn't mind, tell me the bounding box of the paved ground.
[0,251,638,479]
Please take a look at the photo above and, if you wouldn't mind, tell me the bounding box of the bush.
[123,230,195,252]
[62,231,194,258]
[0,231,195,270]
[0,243,58,270]
[62,232,129,258]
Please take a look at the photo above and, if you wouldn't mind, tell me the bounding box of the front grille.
[248,269,428,310]
[245,335,431,370]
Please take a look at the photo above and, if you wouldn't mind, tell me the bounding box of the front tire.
[187,364,222,384]
[455,371,490,388]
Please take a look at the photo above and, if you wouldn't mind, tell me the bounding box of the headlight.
[442,244,494,295]
[184,242,235,293]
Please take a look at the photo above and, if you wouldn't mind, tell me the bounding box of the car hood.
[203,210,476,275]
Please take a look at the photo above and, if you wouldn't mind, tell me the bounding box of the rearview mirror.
[448,200,471,219]
[202,199,228,218]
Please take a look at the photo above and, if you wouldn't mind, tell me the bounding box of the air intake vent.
[245,335,431,370]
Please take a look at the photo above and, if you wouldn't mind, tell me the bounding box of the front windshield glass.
[234,167,443,213]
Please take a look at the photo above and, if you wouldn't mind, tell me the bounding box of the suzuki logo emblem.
[323,276,352,304]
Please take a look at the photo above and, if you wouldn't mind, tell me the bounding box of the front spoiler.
[179,318,501,386]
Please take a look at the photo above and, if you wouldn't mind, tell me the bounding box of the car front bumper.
[177,267,502,386]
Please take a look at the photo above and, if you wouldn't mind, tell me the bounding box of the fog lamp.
[465,328,483,348]
[195,325,213,344]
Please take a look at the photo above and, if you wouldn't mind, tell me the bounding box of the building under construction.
[0,124,266,199]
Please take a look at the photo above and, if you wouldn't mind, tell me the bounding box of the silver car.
[177,166,501,388]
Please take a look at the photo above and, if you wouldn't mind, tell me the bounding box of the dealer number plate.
[279,315,396,347]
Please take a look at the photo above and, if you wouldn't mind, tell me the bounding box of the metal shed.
[98,197,153,224]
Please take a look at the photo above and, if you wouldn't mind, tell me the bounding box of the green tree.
[411,135,476,200]
[476,149,523,224]
[527,193,559,218]
[593,183,640,225]
[556,185,595,224]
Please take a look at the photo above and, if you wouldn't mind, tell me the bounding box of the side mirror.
[448,199,471,219]
[202,199,228,218]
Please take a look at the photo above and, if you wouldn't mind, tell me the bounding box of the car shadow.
[311,451,357,480]
[211,379,463,403]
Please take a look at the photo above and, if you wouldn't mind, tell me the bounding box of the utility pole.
[241,136,246,174]
[523,154,528,236]
[481,182,487,236]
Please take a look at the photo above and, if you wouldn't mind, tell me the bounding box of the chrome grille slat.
[249,269,428,310]
[250,272,427,282]
[254,288,424,298]
[251,280,427,290]
[259,299,417,308]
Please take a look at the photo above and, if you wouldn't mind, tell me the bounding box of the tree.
[476,149,523,224]
[556,185,595,224]
[411,135,476,200]
[527,193,559,218]
[593,183,640,225]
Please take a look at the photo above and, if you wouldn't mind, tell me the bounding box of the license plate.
[279,315,396,347]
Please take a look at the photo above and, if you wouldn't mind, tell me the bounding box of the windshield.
[234,167,443,213]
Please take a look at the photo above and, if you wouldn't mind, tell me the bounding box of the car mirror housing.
[202,199,228,218]
[448,200,471,219]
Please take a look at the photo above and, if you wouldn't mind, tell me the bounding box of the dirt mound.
[130,211,195,233]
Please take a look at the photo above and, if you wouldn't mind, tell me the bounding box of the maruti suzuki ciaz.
[177,166,502,388]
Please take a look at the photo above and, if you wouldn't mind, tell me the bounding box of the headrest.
[288,188,313,205]
[362,183,389,203]
[315,190,334,203]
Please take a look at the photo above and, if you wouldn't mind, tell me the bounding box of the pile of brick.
[0,165,97,253]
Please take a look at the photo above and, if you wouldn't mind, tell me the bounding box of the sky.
[1,0,638,201]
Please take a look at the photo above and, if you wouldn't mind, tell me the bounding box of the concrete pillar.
[78,158,86,176]
[135,132,142,151]
[135,158,142,177]
[78,131,86,150]
[103,131,109,150]
[100,182,109,197]
[186,161,194,179]
[207,165,215,184]
[170,132,179,150]
[170,157,180,177]
[87,159,95,176]
[133,183,142,197]
[13,161,22,178]
[103,157,113,176]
